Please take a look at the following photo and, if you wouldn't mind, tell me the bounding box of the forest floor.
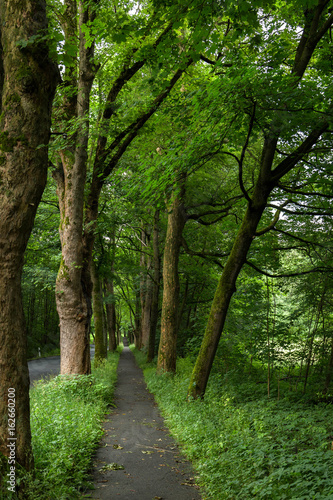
[84,344,202,500]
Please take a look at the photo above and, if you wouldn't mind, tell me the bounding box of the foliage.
[133,349,333,500]
[23,175,61,358]
[7,351,120,500]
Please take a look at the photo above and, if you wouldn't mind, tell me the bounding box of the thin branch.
[255,210,280,236]
[267,203,332,217]
[245,260,332,278]
[272,228,330,251]
[271,120,329,182]
[187,206,231,221]
[181,237,229,261]
[100,59,193,182]
[255,199,292,236]
[199,54,232,67]
[277,183,333,199]
[200,54,216,65]
[188,193,243,209]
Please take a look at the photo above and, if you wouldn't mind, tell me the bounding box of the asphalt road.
[28,345,95,386]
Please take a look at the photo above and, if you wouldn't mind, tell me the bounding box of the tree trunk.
[139,228,148,346]
[303,292,324,394]
[92,261,107,366]
[142,254,153,348]
[323,336,333,395]
[105,278,117,352]
[157,180,186,373]
[134,285,142,349]
[54,0,97,374]
[0,0,58,477]
[188,180,271,398]
[147,210,161,362]
[266,277,271,399]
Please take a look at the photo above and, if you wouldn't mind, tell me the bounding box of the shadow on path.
[85,346,202,500]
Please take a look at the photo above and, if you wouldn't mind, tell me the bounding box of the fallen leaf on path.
[113,444,124,449]
[99,462,125,472]
[141,450,154,454]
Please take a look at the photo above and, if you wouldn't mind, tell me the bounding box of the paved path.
[28,356,60,385]
[28,345,95,385]
[86,346,202,500]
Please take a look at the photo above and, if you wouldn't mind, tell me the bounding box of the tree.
[157,176,187,372]
[50,0,210,371]
[188,1,333,398]
[52,0,99,374]
[0,0,59,479]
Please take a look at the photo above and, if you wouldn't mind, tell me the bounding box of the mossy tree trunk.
[157,179,186,373]
[0,0,58,476]
[53,0,98,374]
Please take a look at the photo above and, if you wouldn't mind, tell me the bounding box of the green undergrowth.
[6,350,120,500]
[133,349,333,500]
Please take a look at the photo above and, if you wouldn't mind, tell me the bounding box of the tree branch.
[181,237,229,262]
[271,120,329,182]
[255,207,282,236]
[267,203,332,217]
[277,183,333,199]
[245,260,332,278]
[272,228,331,251]
[100,59,193,181]
[187,206,232,221]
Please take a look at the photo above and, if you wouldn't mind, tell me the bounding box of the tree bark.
[134,287,142,349]
[0,0,58,476]
[91,261,107,366]
[147,210,161,362]
[140,227,149,347]
[323,336,333,395]
[54,0,98,374]
[157,179,187,373]
[105,278,117,352]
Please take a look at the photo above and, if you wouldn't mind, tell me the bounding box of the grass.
[1,349,120,500]
[132,349,333,500]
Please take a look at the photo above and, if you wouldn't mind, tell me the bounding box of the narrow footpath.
[86,346,202,500]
